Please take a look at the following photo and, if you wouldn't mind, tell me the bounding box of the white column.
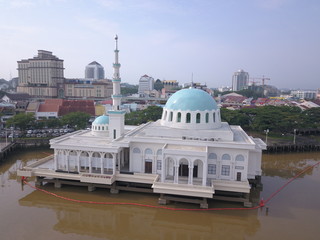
[88,152,93,173]
[100,153,104,174]
[174,165,179,184]
[77,151,81,172]
[65,150,70,172]
[112,153,116,175]
[161,157,166,182]
[54,150,58,171]
[188,166,193,185]
[121,150,124,167]
[202,161,207,186]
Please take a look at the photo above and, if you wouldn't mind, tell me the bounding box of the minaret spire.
[108,35,125,139]
[112,34,121,110]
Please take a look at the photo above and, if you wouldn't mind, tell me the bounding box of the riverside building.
[18,36,266,208]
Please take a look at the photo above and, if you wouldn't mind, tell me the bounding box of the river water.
[0,149,319,240]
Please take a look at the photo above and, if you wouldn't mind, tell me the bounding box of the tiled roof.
[4,93,30,101]
[38,104,60,112]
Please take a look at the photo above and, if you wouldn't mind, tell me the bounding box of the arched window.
[186,113,191,123]
[157,149,162,156]
[235,155,245,161]
[145,148,153,155]
[177,112,181,122]
[102,126,104,130]
[133,148,141,154]
[222,154,231,161]
[98,126,100,130]
[169,112,173,122]
[196,113,201,123]
[208,153,217,160]
[213,112,216,122]
[206,113,209,123]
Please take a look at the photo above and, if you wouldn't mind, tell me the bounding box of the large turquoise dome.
[165,88,217,111]
[93,115,109,124]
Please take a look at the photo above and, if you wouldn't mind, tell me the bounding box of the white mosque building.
[19,36,266,207]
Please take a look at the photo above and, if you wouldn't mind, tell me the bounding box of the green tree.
[301,108,320,128]
[45,118,62,128]
[154,79,164,91]
[6,113,35,130]
[61,112,91,130]
[121,85,138,96]
[125,106,163,125]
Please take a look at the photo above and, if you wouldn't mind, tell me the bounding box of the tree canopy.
[221,106,320,134]
[61,112,91,130]
[125,106,163,125]
[6,112,35,130]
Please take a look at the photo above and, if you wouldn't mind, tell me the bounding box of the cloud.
[256,0,290,9]
[8,0,35,8]
[76,16,119,37]
[0,24,39,34]
[95,0,121,10]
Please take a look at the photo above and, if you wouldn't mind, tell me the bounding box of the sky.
[0,0,319,90]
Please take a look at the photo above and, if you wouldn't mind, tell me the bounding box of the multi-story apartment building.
[85,61,105,80]
[17,50,64,98]
[232,69,249,91]
[64,79,113,100]
[291,90,317,100]
[138,74,154,94]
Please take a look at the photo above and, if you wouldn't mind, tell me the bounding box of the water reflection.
[19,186,261,240]
[262,153,319,179]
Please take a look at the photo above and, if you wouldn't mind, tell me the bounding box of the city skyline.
[0,0,319,89]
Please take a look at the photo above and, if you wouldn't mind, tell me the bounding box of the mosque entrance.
[237,172,241,181]
[179,164,198,177]
[145,160,152,174]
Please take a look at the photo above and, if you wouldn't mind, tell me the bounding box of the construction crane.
[261,75,270,86]
[250,76,270,87]
[248,79,261,86]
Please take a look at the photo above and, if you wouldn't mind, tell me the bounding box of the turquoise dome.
[165,88,217,111]
[93,115,109,124]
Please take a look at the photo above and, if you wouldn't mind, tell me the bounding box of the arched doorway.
[179,158,189,177]
[144,148,153,174]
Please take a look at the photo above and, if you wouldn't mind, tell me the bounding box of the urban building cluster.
[18,36,266,208]
[16,50,112,100]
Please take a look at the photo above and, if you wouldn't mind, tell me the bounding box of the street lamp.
[264,129,269,145]
[293,129,297,144]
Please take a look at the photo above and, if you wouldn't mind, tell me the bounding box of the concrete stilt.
[110,183,119,194]
[35,177,43,186]
[110,188,119,194]
[200,198,208,209]
[88,185,96,192]
[54,180,62,188]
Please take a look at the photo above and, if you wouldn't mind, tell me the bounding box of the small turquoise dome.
[165,88,217,111]
[93,115,109,124]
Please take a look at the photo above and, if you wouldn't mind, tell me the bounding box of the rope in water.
[21,161,320,211]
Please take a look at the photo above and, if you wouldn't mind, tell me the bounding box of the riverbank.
[248,131,320,153]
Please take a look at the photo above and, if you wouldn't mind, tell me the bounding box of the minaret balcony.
[112,94,122,98]
[112,78,121,82]
[113,63,121,67]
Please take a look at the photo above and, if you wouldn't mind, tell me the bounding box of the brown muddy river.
[0,149,319,240]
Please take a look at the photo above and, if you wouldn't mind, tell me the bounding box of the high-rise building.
[138,74,154,94]
[17,50,64,98]
[85,61,105,80]
[232,69,249,91]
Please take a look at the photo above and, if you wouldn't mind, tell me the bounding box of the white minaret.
[108,35,125,139]
[112,34,121,110]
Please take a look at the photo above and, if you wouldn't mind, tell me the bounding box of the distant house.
[34,99,95,120]
[2,92,30,104]
[220,93,249,108]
